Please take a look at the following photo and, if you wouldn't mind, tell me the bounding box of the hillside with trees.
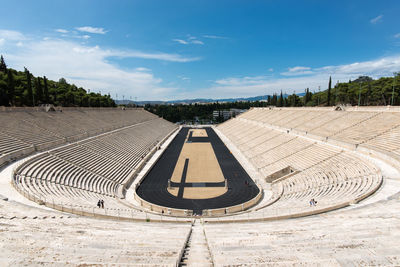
[0,55,115,107]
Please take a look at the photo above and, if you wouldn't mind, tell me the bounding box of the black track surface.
[136,127,259,214]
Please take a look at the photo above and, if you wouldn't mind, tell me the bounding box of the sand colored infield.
[167,186,227,199]
[168,187,179,197]
[170,143,224,183]
[168,184,227,199]
[167,129,227,199]
[183,187,227,199]
[190,128,208,137]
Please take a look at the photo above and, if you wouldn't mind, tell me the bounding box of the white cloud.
[0,29,26,41]
[178,75,190,81]
[173,36,204,45]
[203,35,227,39]
[135,67,151,72]
[76,26,107,34]
[55,29,68,33]
[394,33,400,39]
[180,55,400,99]
[111,50,200,62]
[16,41,23,47]
[191,40,204,45]
[0,38,4,46]
[288,66,311,72]
[370,15,383,24]
[173,39,189,45]
[268,68,274,72]
[81,35,91,40]
[1,30,202,100]
[281,66,313,76]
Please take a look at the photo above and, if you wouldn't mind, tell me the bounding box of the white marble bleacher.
[0,198,191,266]
[205,151,380,222]
[241,107,400,159]
[217,109,383,220]
[204,196,400,266]
[11,111,179,221]
[332,112,400,145]
[0,108,158,167]
[0,113,63,146]
[0,134,31,155]
[363,124,400,155]
[307,111,377,138]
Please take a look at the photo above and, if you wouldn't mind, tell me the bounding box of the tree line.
[146,73,400,123]
[0,55,115,107]
[145,101,266,123]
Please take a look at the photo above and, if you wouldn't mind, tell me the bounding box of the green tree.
[271,93,277,106]
[0,55,7,73]
[35,77,43,105]
[25,68,34,106]
[277,91,283,107]
[288,93,301,107]
[327,76,332,106]
[7,69,15,105]
[0,73,8,106]
[43,76,49,103]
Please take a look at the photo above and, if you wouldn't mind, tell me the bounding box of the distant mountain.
[115,93,305,106]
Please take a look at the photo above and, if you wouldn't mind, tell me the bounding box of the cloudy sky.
[0,0,399,100]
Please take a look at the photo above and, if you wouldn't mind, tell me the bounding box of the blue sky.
[1,0,400,100]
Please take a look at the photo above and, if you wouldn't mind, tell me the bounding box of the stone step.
[181,220,213,267]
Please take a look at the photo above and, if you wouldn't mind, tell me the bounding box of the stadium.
[2,1,400,266]
[1,106,400,265]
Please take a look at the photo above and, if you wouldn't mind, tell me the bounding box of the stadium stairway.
[179,220,213,267]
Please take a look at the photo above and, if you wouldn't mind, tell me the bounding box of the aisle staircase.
[179,220,213,266]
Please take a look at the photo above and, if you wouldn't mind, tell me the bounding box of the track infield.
[136,127,259,214]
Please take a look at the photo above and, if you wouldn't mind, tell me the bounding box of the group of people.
[97,199,105,208]
[309,198,317,206]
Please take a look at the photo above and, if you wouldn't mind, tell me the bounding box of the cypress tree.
[7,69,15,106]
[43,76,49,103]
[305,88,312,104]
[0,81,9,106]
[0,55,7,73]
[25,68,34,106]
[35,77,43,104]
[366,81,371,106]
[277,90,283,107]
[271,93,277,106]
[327,76,332,106]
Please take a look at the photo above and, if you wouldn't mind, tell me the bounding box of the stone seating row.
[217,112,382,221]
[219,119,342,178]
[205,151,380,222]
[203,196,400,266]
[0,134,31,155]
[0,198,192,266]
[13,117,177,219]
[0,109,157,160]
[236,108,400,154]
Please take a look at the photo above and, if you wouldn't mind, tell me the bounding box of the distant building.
[213,108,246,121]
